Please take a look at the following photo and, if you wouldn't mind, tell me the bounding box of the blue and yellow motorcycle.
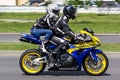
[19,28,109,76]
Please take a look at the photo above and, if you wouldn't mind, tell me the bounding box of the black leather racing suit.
[50,15,76,53]
[32,14,56,29]
[31,14,57,40]
[52,15,76,39]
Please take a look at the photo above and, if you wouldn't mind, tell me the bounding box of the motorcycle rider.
[48,5,84,70]
[31,4,60,53]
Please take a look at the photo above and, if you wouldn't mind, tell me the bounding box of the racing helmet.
[47,4,60,18]
[63,5,77,19]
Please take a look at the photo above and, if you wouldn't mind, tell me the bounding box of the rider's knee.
[48,30,53,35]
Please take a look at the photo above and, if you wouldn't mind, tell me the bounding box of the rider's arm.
[56,27,65,35]
[46,15,53,27]
[46,14,59,28]
[49,16,65,35]
[61,19,76,40]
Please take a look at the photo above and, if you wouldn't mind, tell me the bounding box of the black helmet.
[63,5,77,19]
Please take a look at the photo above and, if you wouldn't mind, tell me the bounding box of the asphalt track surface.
[0,51,120,80]
[0,33,120,43]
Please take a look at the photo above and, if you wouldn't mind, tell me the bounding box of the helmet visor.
[53,10,60,15]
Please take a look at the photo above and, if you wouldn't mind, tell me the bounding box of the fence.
[0,6,120,14]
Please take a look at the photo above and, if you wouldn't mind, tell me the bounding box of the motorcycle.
[19,28,109,76]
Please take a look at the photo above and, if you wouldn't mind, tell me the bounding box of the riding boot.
[40,40,49,53]
[52,44,63,54]
[43,39,48,44]
[48,64,59,71]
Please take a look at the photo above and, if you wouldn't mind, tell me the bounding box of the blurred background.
[0,0,120,13]
[0,0,120,7]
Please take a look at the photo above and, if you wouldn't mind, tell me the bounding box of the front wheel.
[83,53,109,76]
[19,49,46,75]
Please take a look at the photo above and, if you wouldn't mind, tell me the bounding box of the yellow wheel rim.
[22,52,43,74]
[85,53,107,75]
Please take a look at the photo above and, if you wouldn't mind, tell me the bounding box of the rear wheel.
[83,53,109,76]
[19,49,46,75]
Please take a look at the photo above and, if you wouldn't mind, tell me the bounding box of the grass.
[0,21,32,33]
[98,43,120,52]
[0,13,120,33]
[0,42,38,50]
[0,42,120,52]
[0,13,44,20]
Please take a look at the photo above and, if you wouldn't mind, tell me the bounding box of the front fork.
[74,48,103,69]
[89,52,98,64]
[89,49,103,63]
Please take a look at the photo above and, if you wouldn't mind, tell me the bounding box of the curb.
[0,19,35,23]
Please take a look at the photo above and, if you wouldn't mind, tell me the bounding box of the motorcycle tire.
[83,53,109,76]
[19,49,46,75]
